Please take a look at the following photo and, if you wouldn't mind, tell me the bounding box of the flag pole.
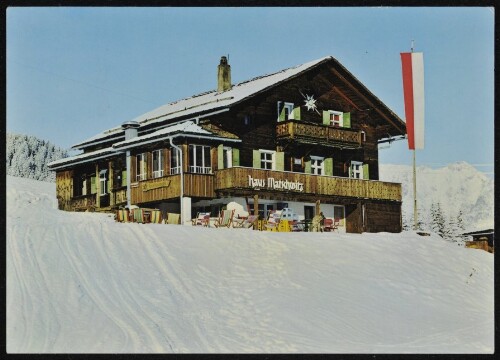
[411,40,418,230]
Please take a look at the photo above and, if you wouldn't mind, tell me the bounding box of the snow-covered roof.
[49,121,241,170]
[113,120,240,150]
[47,147,119,170]
[72,56,331,149]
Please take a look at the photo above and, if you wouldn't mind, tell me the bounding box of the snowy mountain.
[6,176,494,353]
[6,133,68,182]
[380,162,494,234]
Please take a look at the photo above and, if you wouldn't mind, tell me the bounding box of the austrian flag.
[400,52,425,150]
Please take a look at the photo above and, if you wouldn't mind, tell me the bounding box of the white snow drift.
[6,176,494,353]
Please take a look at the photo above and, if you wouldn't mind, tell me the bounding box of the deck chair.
[150,209,162,224]
[323,218,339,232]
[214,209,235,228]
[233,214,258,229]
[133,208,146,223]
[166,212,180,225]
[191,212,211,227]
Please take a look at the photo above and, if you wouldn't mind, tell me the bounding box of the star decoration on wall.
[303,94,320,114]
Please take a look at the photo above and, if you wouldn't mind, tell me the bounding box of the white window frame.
[260,150,276,170]
[152,149,164,178]
[99,169,107,196]
[329,110,343,127]
[361,130,366,142]
[136,153,147,181]
[169,148,181,175]
[189,144,212,174]
[223,146,233,169]
[310,156,325,175]
[350,161,363,179]
[277,101,295,121]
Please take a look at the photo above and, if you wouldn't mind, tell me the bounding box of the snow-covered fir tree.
[430,202,447,238]
[6,133,68,182]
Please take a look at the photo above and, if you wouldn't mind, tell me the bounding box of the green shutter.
[278,102,286,122]
[276,151,285,171]
[304,160,311,174]
[363,164,369,180]
[293,106,301,120]
[324,157,333,176]
[322,110,330,125]
[232,148,240,167]
[253,150,261,169]
[343,112,351,128]
[121,170,127,187]
[90,176,96,194]
[217,144,224,169]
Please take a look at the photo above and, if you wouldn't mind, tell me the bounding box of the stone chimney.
[217,56,232,92]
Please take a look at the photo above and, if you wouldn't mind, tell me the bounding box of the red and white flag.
[400,52,425,150]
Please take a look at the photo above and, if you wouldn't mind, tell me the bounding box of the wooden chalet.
[48,55,406,233]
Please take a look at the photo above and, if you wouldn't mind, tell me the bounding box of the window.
[350,161,363,179]
[136,153,147,181]
[223,147,232,169]
[189,145,212,174]
[260,150,275,170]
[310,156,325,175]
[152,149,164,178]
[277,101,294,121]
[333,205,345,227]
[329,111,343,127]
[99,170,108,195]
[170,148,181,175]
[73,175,87,197]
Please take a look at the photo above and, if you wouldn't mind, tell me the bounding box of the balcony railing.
[215,167,401,202]
[276,120,362,148]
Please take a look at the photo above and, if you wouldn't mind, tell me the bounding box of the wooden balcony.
[69,194,97,211]
[215,167,401,202]
[276,120,362,148]
[131,173,215,204]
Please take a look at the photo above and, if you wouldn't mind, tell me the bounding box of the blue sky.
[6,7,494,175]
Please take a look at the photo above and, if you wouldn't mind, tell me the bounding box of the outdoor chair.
[214,209,235,228]
[150,209,162,224]
[166,212,180,225]
[233,214,258,229]
[324,218,340,232]
[191,212,211,227]
[133,208,147,224]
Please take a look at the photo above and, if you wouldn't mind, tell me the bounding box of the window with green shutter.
[217,144,224,169]
[277,101,294,122]
[343,112,351,128]
[232,148,240,167]
[121,170,127,187]
[90,176,96,194]
[253,150,261,169]
[322,110,330,125]
[324,157,333,176]
[292,106,301,120]
[304,160,311,174]
[275,152,284,171]
[363,164,369,180]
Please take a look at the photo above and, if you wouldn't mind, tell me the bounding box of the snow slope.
[7,176,494,353]
[380,162,494,232]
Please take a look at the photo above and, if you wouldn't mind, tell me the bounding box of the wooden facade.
[50,56,406,233]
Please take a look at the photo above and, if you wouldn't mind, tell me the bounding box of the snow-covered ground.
[7,176,494,353]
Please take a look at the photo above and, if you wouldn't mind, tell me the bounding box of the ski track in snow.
[6,176,494,353]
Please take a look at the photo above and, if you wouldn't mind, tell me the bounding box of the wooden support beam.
[109,160,114,207]
[95,164,100,208]
[333,86,362,111]
[328,67,405,134]
[253,194,259,230]
[315,200,321,216]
